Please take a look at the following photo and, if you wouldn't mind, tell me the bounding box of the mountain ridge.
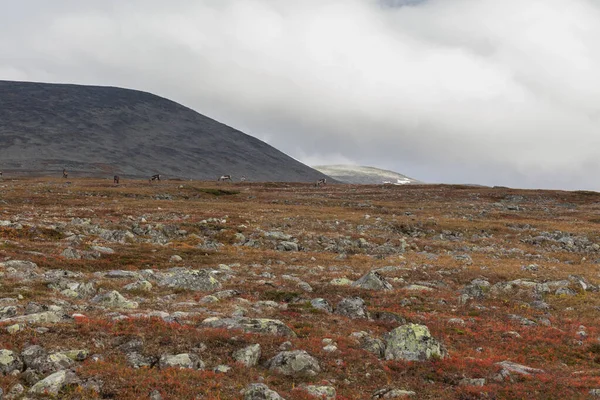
[0,80,330,182]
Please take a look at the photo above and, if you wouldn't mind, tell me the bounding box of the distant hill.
[0,80,330,182]
[313,165,421,185]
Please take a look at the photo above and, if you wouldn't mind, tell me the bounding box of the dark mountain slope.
[0,80,329,182]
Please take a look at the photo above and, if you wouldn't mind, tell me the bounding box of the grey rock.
[233,344,261,367]
[459,378,486,386]
[335,297,369,319]
[352,271,393,291]
[266,350,321,377]
[555,287,576,296]
[277,241,299,252]
[384,323,447,361]
[303,385,336,399]
[158,353,204,370]
[158,269,222,291]
[91,290,138,309]
[106,270,141,279]
[201,317,296,337]
[310,298,333,313]
[29,370,77,395]
[495,361,544,376]
[243,383,285,400]
[372,388,417,398]
[123,280,153,292]
[0,349,23,375]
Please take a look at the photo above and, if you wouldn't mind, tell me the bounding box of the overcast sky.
[2,0,600,189]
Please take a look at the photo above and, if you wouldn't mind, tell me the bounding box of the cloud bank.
[2,0,600,189]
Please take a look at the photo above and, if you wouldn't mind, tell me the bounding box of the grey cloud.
[2,0,600,189]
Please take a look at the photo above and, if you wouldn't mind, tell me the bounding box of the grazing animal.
[315,178,327,187]
[218,175,232,182]
[149,174,160,183]
[0,171,3,177]
[62,169,68,179]
[114,175,120,184]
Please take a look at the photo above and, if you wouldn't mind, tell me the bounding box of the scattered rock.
[243,383,285,400]
[266,350,321,377]
[352,271,393,291]
[335,297,369,319]
[91,290,139,309]
[0,349,23,375]
[202,317,296,337]
[384,324,447,361]
[233,344,261,367]
[158,269,222,291]
[158,353,204,370]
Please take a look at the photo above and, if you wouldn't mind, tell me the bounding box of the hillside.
[0,80,329,182]
[313,164,420,184]
[1,178,599,399]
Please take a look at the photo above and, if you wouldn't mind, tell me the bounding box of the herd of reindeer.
[0,170,328,187]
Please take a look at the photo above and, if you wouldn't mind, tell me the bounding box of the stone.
[372,388,417,398]
[352,271,393,291]
[243,383,285,400]
[123,280,153,292]
[335,297,369,319]
[158,353,204,370]
[303,385,336,399]
[459,378,486,386]
[384,324,447,361]
[310,298,332,313]
[201,317,296,337]
[158,269,222,291]
[91,290,138,309]
[267,350,321,377]
[277,241,299,251]
[233,344,261,367]
[169,255,183,262]
[329,278,353,286]
[495,361,544,376]
[90,246,115,254]
[29,370,77,395]
[0,349,23,375]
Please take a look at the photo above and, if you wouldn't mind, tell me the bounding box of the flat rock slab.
[202,317,296,337]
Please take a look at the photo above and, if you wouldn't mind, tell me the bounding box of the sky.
[2,0,600,190]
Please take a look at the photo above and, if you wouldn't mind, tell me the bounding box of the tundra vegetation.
[0,177,600,399]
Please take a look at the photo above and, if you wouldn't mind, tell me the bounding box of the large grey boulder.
[233,344,261,367]
[29,370,77,395]
[243,383,285,400]
[202,317,296,337]
[158,269,222,291]
[335,297,369,319]
[303,385,336,399]
[158,353,204,370]
[352,271,393,291]
[91,290,138,309]
[384,324,447,361]
[266,350,320,377]
[0,349,23,375]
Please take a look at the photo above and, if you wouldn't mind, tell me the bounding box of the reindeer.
[315,178,327,187]
[62,169,68,179]
[218,175,232,182]
[113,175,120,184]
[149,174,160,183]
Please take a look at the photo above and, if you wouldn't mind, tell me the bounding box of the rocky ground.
[1,178,600,399]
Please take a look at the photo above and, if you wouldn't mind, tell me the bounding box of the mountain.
[0,80,330,182]
[313,165,421,185]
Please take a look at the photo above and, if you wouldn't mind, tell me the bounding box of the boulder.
[243,383,285,400]
[158,353,204,370]
[202,317,296,337]
[158,269,222,291]
[91,290,138,309]
[335,297,369,319]
[384,324,447,361]
[266,350,321,377]
[233,344,261,367]
[0,349,23,375]
[352,271,393,291]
